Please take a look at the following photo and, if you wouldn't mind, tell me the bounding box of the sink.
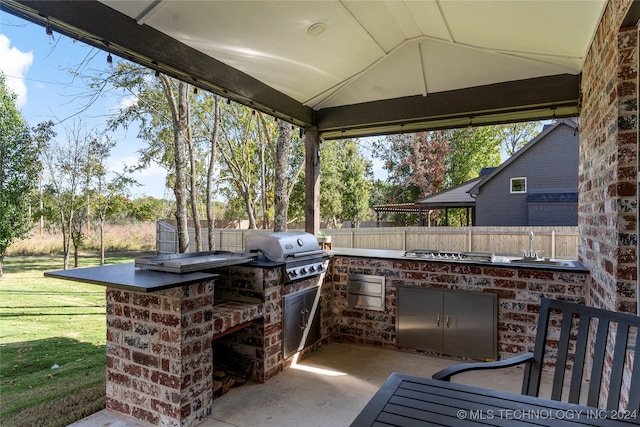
[506,258,575,267]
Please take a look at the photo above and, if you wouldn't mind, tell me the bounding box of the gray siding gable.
[471,119,578,226]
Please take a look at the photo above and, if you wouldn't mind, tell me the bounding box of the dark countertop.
[330,248,589,272]
[44,263,219,292]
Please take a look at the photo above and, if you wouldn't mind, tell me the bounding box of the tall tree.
[92,63,303,236]
[340,140,373,227]
[319,140,345,227]
[376,131,450,203]
[107,66,197,251]
[159,75,190,252]
[217,105,265,229]
[87,134,134,265]
[274,121,292,231]
[279,130,307,226]
[0,75,46,277]
[43,121,93,269]
[200,94,220,249]
[444,126,502,187]
[317,140,372,227]
[497,121,543,156]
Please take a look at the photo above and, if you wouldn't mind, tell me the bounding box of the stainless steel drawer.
[347,274,385,311]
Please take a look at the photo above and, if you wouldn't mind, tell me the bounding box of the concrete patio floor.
[69,342,551,427]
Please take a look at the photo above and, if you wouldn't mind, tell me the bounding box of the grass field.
[0,251,152,426]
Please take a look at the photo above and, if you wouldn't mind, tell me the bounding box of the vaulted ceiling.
[2,0,609,139]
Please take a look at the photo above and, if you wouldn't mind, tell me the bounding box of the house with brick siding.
[469,119,579,226]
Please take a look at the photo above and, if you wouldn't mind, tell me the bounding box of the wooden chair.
[433,297,640,411]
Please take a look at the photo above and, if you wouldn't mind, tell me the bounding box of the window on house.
[510,177,527,193]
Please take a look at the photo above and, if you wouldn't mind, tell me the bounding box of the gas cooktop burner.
[403,249,493,262]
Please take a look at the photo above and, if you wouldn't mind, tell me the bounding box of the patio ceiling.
[2,0,607,139]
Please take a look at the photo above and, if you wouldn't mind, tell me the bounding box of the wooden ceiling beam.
[316,74,580,139]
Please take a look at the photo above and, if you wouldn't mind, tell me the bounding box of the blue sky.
[0,11,169,199]
[0,10,393,202]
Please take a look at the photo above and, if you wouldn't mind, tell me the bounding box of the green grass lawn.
[0,255,138,427]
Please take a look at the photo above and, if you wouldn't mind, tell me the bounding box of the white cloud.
[116,93,138,111]
[0,34,33,107]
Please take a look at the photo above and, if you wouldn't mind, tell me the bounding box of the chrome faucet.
[521,231,541,260]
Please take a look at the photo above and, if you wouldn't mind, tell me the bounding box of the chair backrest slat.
[586,315,611,407]
[628,336,640,411]
[567,312,591,404]
[607,322,631,410]
[551,310,574,400]
[528,298,639,411]
[524,297,552,397]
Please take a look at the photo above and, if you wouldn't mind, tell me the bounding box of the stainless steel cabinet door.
[397,287,443,351]
[283,286,320,358]
[397,287,497,360]
[443,291,497,360]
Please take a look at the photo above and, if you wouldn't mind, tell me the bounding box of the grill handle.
[292,249,325,258]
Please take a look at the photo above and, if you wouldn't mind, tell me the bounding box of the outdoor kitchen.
[44,230,591,427]
[45,231,333,426]
[5,0,637,425]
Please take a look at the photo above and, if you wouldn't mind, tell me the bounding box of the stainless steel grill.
[245,231,328,282]
[135,231,327,282]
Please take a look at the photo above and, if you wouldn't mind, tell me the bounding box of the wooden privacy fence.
[326,226,578,259]
[156,222,579,259]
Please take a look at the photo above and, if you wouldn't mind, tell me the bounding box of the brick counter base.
[105,281,214,427]
[331,256,589,365]
[212,301,263,338]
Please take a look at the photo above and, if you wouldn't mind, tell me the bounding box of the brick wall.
[104,263,334,426]
[579,3,637,407]
[579,0,637,314]
[332,256,588,366]
[105,281,215,426]
[213,265,285,382]
[213,264,332,382]
[331,255,588,362]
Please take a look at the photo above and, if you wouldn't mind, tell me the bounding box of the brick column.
[579,0,637,410]
[105,280,215,426]
[579,0,637,314]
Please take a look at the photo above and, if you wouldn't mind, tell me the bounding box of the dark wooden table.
[351,373,640,426]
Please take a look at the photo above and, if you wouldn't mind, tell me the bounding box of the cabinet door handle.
[436,314,440,327]
[300,309,306,330]
[446,316,451,328]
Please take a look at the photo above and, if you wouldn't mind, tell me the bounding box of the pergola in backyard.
[372,175,480,226]
[1,0,607,235]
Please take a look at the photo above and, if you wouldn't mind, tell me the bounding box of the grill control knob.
[300,267,308,275]
[309,266,316,272]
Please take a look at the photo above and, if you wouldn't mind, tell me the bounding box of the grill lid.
[244,231,321,262]
[245,231,327,282]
